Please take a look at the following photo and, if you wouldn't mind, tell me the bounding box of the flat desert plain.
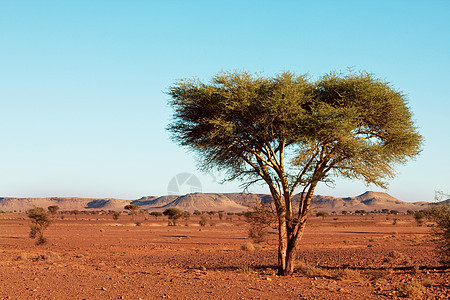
[0,213,449,299]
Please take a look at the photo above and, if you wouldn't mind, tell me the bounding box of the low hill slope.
[0,191,435,213]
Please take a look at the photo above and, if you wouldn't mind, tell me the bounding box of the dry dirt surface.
[0,213,449,299]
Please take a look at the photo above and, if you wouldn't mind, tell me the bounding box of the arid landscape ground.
[0,212,449,299]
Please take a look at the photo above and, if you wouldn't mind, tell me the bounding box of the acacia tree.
[167,70,422,275]
[28,207,53,245]
[124,204,140,221]
[163,208,183,226]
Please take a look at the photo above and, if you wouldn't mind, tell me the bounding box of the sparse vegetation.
[244,204,277,244]
[333,268,363,282]
[316,211,329,220]
[397,279,426,299]
[150,211,163,219]
[71,210,80,220]
[424,203,450,264]
[295,262,330,278]
[199,216,208,227]
[124,204,140,220]
[163,208,183,226]
[47,205,59,217]
[112,212,120,221]
[241,242,255,251]
[27,207,53,245]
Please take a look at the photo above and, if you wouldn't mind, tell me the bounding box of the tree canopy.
[167,70,422,275]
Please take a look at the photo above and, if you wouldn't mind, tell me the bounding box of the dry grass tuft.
[333,268,364,282]
[241,242,255,251]
[397,279,426,299]
[295,262,330,278]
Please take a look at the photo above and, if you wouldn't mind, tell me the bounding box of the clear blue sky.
[1,1,449,202]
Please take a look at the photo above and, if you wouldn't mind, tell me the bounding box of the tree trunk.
[277,213,288,274]
[276,183,317,275]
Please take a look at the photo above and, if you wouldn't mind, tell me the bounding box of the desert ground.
[0,212,448,299]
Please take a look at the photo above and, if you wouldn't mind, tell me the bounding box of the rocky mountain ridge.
[0,191,440,213]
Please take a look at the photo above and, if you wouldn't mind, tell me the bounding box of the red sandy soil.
[0,213,448,299]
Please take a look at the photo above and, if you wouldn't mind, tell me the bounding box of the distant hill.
[0,191,435,213]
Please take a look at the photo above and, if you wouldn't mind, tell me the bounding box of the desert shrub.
[316,211,329,219]
[295,262,330,278]
[414,210,426,224]
[241,241,255,251]
[182,211,190,225]
[150,211,163,218]
[392,218,399,225]
[163,208,183,226]
[424,203,450,264]
[135,222,142,226]
[244,204,277,244]
[397,279,426,298]
[47,205,59,217]
[333,268,363,282]
[27,207,53,245]
[124,204,140,220]
[199,216,208,226]
[112,212,120,220]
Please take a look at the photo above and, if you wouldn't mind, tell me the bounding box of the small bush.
[241,242,255,251]
[150,211,163,218]
[333,268,363,282]
[245,204,276,244]
[199,216,208,226]
[316,211,329,219]
[112,212,120,220]
[397,279,426,298]
[163,208,183,226]
[135,222,142,226]
[425,203,450,264]
[295,262,330,277]
[27,207,53,245]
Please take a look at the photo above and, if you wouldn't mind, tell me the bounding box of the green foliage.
[414,210,426,224]
[124,204,140,220]
[168,70,422,191]
[150,211,163,218]
[167,70,422,275]
[316,211,329,219]
[47,205,59,215]
[163,208,183,226]
[124,204,140,211]
[27,207,53,245]
[245,204,277,243]
[425,203,450,264]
